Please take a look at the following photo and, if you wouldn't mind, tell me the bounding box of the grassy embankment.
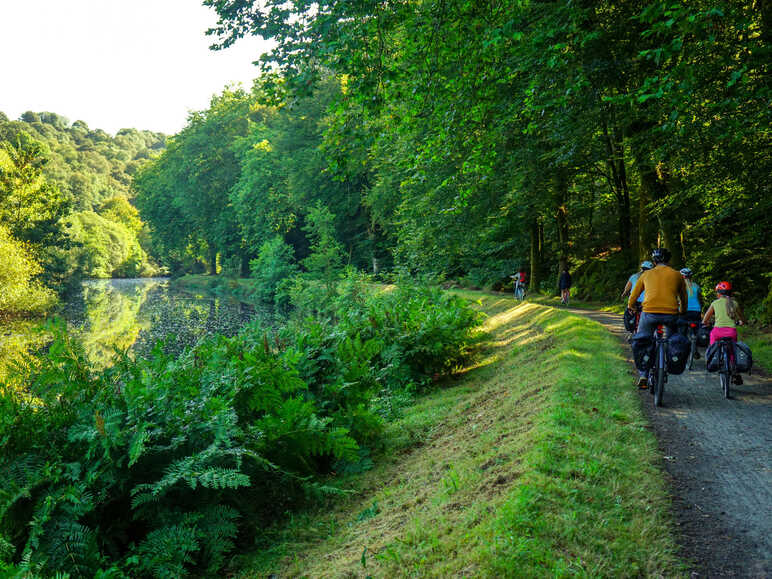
[235,291,683,577]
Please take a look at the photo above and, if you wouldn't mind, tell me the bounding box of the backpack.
[696,325,710,348]
[666,333,691,375]
[734,341,753,373]
[632,335,655,372]
[705,342,721,373]
[623,309,637,332]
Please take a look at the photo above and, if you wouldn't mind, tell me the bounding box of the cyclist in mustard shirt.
[628,248,687,388]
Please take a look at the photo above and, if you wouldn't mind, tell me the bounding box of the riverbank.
[236,293,682,576]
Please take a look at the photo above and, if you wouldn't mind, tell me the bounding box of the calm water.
[60,278,257,365]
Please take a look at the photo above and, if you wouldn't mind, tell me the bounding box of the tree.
[0,225,56,316]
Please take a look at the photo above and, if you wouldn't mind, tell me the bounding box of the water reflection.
[63,278,255,365]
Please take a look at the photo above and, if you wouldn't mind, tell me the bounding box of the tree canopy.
[132,0,770,318]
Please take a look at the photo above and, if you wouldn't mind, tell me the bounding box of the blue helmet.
[680,267,693,277]
[640,261,654,270]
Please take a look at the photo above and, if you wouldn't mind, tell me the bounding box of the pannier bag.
[632,335,655,372]
[705,342,721,373]
[734,341,753,373]
[697,325,710,348]
[666,333,691,375]
[623,309,637,332]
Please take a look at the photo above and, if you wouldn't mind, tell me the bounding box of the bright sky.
[0,1,273,135]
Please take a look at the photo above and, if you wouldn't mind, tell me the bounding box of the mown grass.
[739,326,772,372]
[236,293,683,577]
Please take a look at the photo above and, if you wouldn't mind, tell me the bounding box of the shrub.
[0,323,357,577]
[0,225,56,317]
[249,236,299,307]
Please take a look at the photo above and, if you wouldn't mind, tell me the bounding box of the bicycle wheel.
[687,334,696,370]
[654,344,665,407]
[721,349,731,399]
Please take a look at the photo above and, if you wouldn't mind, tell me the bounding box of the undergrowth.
[0,275,481,578]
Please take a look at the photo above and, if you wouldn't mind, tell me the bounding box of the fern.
[134,523,199,579]
[198,505,239,574]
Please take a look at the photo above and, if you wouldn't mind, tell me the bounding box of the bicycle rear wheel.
[654,344,665,407]
[721,350,731,399]
[687,334,696,370]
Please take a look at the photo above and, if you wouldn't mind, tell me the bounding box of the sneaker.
[637,376,648,389]
[732,374,743,385]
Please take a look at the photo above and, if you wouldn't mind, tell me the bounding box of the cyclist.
[628,248,687,388]
[621,261,653,334]
[678,267,703,357]
[621,260,654,302]
[702,281,747,384]
[511,268,527,299]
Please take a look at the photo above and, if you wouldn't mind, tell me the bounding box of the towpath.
[566,307,771,578]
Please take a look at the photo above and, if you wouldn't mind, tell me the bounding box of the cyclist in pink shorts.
[701,281,746,345]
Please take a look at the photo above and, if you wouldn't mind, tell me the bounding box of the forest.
[130,0,770,320]
[0,111,164,318]
[0,1,770,577]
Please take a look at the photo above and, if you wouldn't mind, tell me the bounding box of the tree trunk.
[632,152,684,267]
[208,246,218,275]
[602,115,634,268]
[529,216,541,291]
[553,171,570,261]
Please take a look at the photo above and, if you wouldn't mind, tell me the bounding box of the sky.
[0,1,274,135]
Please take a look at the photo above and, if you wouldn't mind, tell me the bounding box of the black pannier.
[623,309,637,332]
[735,341,753,373]
[705,342,721,373]
[696,325,710,348]
[632,335,655,372]
[666,333,691,375]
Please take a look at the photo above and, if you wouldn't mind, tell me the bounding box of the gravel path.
[567,307,772,577]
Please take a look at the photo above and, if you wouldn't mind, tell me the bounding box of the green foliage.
[249,235,299,306]
[301,203,345,293]
[198,0,769,313]
[0,114,165,212]
[0,118,161,289]
[0,277,481,576]
[0,225,56,317]
[133,89,251,275]
[67,211,155,278]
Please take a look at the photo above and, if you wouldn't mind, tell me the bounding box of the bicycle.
[716,337,736,399]
[685,321,699,371]
[647,323,669,407]
[511,277,526,301]
[625,305,642,342]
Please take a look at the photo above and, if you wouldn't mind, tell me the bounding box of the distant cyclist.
[511,268,527,300]
[702,281,747,385]
[678,268,702,347]
[628,249,687,388]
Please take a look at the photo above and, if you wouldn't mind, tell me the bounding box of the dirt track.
[568,308,772,578]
